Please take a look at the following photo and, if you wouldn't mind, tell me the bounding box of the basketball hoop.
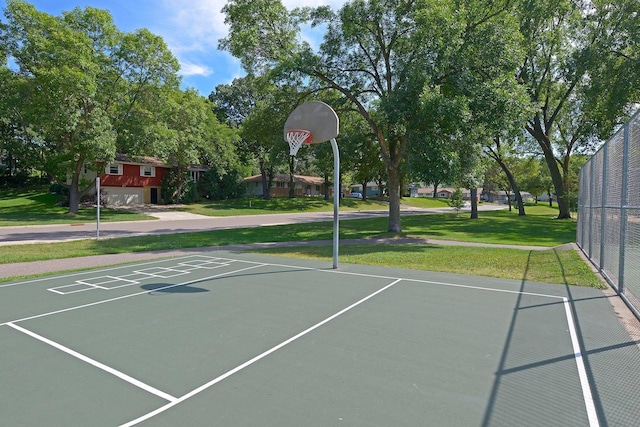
[286,129,312,156]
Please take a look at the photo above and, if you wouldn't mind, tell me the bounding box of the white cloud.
[180,61,213,77]
[160,0,229,53]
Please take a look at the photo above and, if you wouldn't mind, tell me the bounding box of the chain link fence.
[577,110,640,320]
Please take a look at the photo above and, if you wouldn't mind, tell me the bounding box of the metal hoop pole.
[330,138,339,269]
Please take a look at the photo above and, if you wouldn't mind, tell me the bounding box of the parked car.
[348,192,363,199]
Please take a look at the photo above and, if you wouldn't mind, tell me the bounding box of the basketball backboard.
[283,101,339,144]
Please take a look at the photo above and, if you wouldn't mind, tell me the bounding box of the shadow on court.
[1,251,639,426]
[481,249,640,426]
[141,283,209,294]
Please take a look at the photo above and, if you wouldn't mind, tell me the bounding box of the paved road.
[0,206,505,246]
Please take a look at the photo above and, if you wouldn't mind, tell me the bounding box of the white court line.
[7,322,177,403]
[0,264,265,327]
[2,254,598,424]
[218,257,568,300]
[120,278,403,427]
[563,298,600,427]
[48,283,100,295]
[0,255,235,288]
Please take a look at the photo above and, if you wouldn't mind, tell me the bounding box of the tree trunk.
[541,149,570,218]
[259,159,270,200]
[433,182,439,198]
[361,180,368,200]
[67,166,84,214]
[387,165,401,232]
[68,178,80,214]
[496,159,525,216]
[470,187,478,219]
[527,124,571,218]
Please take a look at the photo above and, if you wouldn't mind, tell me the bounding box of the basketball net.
[286,129,312,156]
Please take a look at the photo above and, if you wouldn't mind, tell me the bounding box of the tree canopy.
[1,1,239,212]
[220,0,524,232]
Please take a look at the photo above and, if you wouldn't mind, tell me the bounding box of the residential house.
[410,186,483,201]
[97,154,170,205]
[482,190,534,204]
[80,154,209,206]
[244,174,330,198]
[349,182,382,197]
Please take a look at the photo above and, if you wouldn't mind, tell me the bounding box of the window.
[140,165,156,177]
[106,164,122,175]
[190,170,199,183]
[276,182,286,188]
[316,185,320,191]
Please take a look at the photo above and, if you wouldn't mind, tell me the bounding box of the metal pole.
[96,177,101,239]
[330,138,340,269]
[599,143,608,273]
[618,122,630,294]
[588,160,594,257]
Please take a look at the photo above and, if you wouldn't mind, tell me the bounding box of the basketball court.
[1,251,639,426]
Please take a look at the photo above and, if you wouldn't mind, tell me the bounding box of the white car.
[348,192,363,199]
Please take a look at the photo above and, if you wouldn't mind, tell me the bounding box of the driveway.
[0,205,506,246]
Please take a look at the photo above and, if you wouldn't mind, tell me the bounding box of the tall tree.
[221,0,522,232]
[516,0,640,219]
[1,2,180,212]
[210,75,290,200]
[154,88,238,202]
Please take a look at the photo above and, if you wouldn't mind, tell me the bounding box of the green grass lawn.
[0,202,600,288]
[399,197,453,208]
[0,187,392,225]
[0,188,151,225]
[178,196,390,216]
[252,244,602,288]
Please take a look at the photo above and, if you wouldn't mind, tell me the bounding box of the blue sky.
[7,0,347,96]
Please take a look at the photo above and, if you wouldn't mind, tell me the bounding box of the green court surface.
[1,251,639,426]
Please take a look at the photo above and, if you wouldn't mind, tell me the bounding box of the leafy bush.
[49,183,69,196]
[197,168,246,201]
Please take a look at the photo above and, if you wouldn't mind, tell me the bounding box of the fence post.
[599,142,608,273]
[588,159,594,257]
[617,122,630,295]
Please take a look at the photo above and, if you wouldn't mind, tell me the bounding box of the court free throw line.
[7,322,177,403]
[120,278,404,426]
[0,254,235,288]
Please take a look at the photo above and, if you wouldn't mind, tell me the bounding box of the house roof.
[113,154,209,172]
[244,174,326,185]
[114,153,168,167]
[416,187,484,195]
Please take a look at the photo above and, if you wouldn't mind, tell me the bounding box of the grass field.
[178,196,391,216]
[0,195,600,287]
[0,187,393,224]
[0,188,150,225]
[253,244,601,288]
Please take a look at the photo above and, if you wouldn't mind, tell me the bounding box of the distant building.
[409,185,483,201]
[244,174,331,198]
[349,182,382,197]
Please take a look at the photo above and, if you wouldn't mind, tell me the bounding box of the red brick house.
[99,154,170,205]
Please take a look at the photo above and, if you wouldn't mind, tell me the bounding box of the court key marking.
[47,256,231,295]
